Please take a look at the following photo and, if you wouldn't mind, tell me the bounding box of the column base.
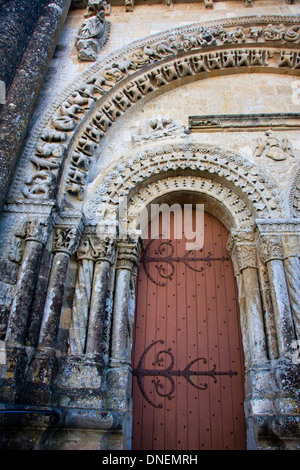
[55,354,105,408]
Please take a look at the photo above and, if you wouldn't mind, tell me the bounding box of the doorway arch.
[131,201,247,450]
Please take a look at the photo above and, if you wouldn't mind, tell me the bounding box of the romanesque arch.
[1,15,300,450]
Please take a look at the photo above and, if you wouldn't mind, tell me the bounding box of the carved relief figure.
[254,130,295,161]
[132,115,187,141]
[76,10,110,62]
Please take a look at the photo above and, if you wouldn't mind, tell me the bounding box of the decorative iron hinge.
[132,340,238,408]
[141,239,230,286]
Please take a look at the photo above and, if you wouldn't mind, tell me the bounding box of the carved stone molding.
[258,234,284,264]
[53,226,80,255]
[289,166,300,218]
[77,232,115,262]
[127,175,254,234]
[189,113,300,132]
[116,236,143,272]
[7,16,300,212]
[85,143,285,225]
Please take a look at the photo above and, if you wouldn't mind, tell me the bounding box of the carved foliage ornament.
[10,17,300,208]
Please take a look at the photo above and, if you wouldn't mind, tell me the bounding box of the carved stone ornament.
[76,8,110,62]
[226,230,257,274]
[85,0,111,17]
[8,219,46,263]
[53,226,79,255]
[258,235,284,264]
[85,143,284,224]
[132,115,188,142]
[77,233,115,262]
[290,167,300,218]
[7,16,300,214]
[253,130,295,161]
[125,175,254,234]
[116,237,143,271]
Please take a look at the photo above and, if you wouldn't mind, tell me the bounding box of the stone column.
[68,234,96,354]
[38,225,79,353]
[85,238,115,355]
[257,260,279,360]
[106,236,142,413]
[258,234,296,357]
[227,231,268,366]
[282,233,300,341]
[5,219,46,347]
[110,238,142,367]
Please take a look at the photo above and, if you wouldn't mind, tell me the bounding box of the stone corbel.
[125,0,134,12]
[204,0,213,8]
[75,4,111,62]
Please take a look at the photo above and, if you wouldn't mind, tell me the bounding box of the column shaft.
[86,259,111,355]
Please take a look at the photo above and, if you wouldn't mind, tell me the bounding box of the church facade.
[0,0,299,450]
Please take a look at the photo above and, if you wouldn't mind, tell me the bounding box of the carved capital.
[227,230,258,274]
[77,234,115,262]
[227,230,256,253]
[24,219,47,244]
[235,244,257,272]
[8,219,47,263]
[116,237,143,271]
[53,226,79,255]
[283,234,300,259]
[258,235,284,264]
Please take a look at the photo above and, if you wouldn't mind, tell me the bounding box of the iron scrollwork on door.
[132,340,238,409]
[141,239,230,286]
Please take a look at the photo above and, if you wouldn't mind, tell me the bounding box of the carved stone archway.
[1,15,300,451]
[6,15,300,212]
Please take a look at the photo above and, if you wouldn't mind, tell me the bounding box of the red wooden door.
[131,210,247,450]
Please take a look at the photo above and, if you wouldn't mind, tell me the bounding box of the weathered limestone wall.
[0,0,299,451]
[31,0,300,123]
[90,73,300,195]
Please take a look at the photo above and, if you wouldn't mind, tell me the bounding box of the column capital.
[53,225,80,255]
[258,234,284,264]
[282,233,300,259]
[23,219,47,244]
[227,229,257,274]
[77,233,115,263]
[116,236,143,271]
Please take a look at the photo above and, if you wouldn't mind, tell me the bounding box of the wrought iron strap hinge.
[141,239,230,286]
[132,340,238,408]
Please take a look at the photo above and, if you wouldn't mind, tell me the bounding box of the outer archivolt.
[9,16,300,213]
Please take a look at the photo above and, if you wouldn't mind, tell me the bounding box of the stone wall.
[0,0,299,450]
